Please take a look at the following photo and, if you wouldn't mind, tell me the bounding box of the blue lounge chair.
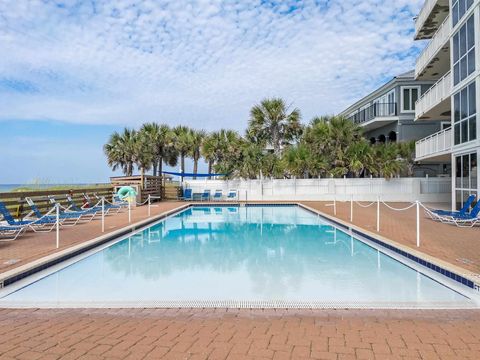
[436,200,480,227]
[66,195,99,213]
[83,193,122,214]
[213,190,223,201]
[180,188,193,201]
[227,190,237,200]
[201,189,211,201]
[25,197,84,226]
[94,193,128,208]
[430,195,475,218]
[0,224,27,241]
[0,201,57,232]
[48,196,98,222]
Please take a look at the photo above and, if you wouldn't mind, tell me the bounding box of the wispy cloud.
[0,0,424,130]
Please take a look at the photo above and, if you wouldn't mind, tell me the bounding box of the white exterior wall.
[184,178,451,203]
[449,1,480,209]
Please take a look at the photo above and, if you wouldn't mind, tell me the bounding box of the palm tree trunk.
[127,163,133,176]
[181,153,185,182]
[152,162,157,176]
[208,161,213,180]
[158,157,163,178]
[193,155,198,180]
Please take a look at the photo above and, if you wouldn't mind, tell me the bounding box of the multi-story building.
[339,70,448,176]
[413,0,479,209]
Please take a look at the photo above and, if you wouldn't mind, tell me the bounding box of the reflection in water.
[1,206,472,305]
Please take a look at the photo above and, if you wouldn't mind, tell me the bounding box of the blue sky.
[0,0,425,184]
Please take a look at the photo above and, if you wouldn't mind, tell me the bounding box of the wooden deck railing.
[0,186,113,220]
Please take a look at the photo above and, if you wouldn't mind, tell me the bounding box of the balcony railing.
[415,0,438,37]
[347,103,397,125]
[415,14,451,78]
[415,127,452,160]
[415,71,452,120]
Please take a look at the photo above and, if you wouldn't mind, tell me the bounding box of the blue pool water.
[0,206,475,307]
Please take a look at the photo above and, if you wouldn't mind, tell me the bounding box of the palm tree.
[372,143,403,178]
[190,129,206,179]
[346,140,374,178]
[282,144,311,178]
[201,133,217,179]
[140,123,175,176]
[248,98,302,155]
[301,115,364,177]
[133,129,154,177]
[237,142,265,179]
[202,129,242,176]
[396,141,416,177]
[172,126,193,182]
[103,128,137,176]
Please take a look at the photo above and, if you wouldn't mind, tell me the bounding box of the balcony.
[415,71,451,121]
[347,103,398,131]
[415,127,452,162]
[415,0,450,40]
[415,14,451,80]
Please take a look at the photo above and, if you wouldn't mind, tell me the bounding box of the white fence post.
[350,194,353,222]
[148,194,151,217]
[101,197,105,233]
[333,194,337,216]
[56,203,60,249]
[376,196,380,232]
[416,200,420,247]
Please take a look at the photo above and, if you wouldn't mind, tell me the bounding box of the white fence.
[184,178,451,203]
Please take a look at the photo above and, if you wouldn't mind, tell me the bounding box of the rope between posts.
[381,201,416,211]
[136,198,150,206]
[354,201,376,208]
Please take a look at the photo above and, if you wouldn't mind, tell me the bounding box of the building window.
[455,152,477,210]
[454,81,476,145]
[453,15,475,86]
[452,0,474,27]
[401,87,419,112]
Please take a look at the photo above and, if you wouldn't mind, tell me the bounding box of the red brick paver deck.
[0,308,479,359]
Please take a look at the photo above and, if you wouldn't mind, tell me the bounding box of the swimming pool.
[0,205,477,308]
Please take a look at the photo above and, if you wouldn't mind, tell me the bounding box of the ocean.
[0,184,94,193]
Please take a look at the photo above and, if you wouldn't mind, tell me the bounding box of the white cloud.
[0,0,424,131]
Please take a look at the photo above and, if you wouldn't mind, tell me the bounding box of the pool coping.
[1,201,479,298]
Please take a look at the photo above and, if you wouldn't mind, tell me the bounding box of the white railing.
[415,0,439,37]
[415,71,452,119]
[415,15,451,78]
[184,178,451,203]
[415,127,452,160]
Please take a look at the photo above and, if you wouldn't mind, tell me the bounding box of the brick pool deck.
[1,201,480,359]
